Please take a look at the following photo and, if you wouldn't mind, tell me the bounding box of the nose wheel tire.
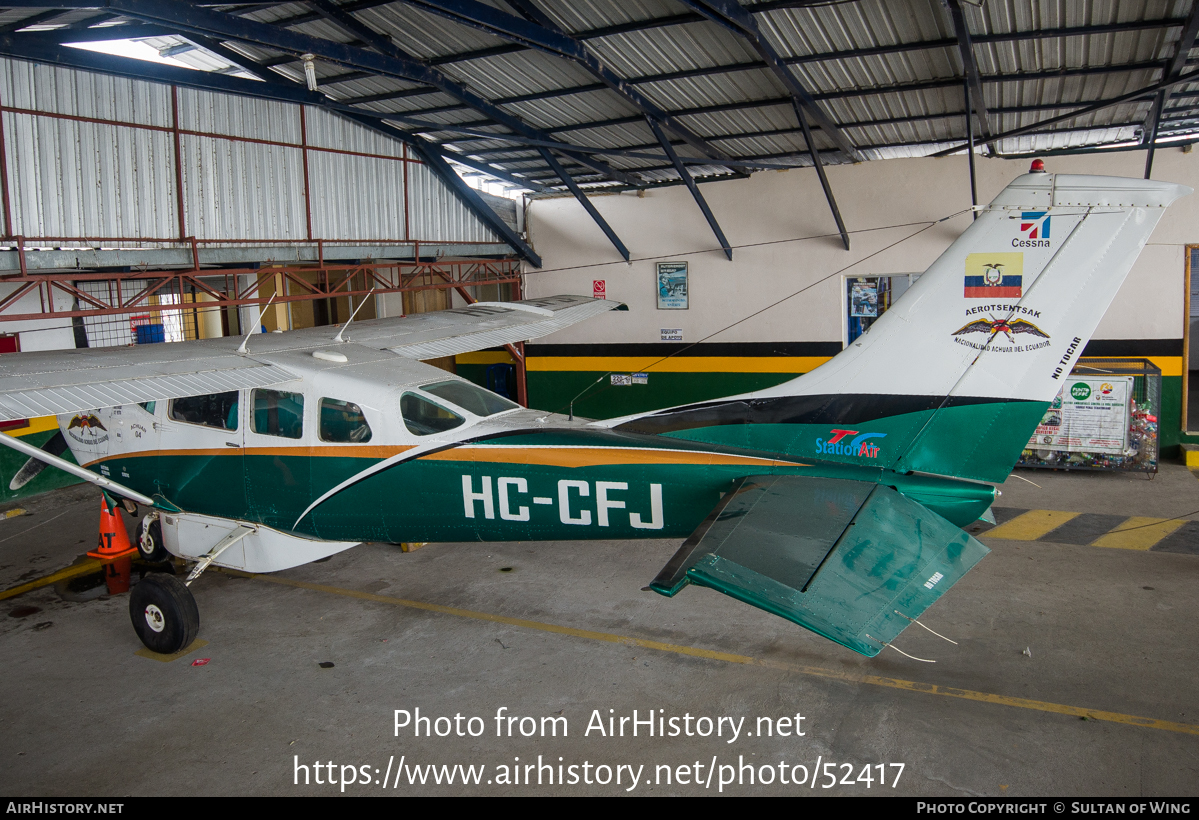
[135,516,168,562]
[129,573,199,654]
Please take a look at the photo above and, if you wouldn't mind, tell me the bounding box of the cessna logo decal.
[1013,211,1051,247]
[462,476,663,530]
[66,413,108,445]
[816,429,885,458]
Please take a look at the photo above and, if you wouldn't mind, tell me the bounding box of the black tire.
[134,517,169,562]
[129,573,199,654]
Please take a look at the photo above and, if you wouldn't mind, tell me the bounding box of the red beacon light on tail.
[1029,159,1046,173]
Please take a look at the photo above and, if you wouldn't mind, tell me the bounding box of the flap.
[651,475,989,657]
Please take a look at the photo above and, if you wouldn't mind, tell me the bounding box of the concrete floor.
[1,466,1197,797]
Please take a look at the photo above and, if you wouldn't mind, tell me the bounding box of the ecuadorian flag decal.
[964,252,1023,298]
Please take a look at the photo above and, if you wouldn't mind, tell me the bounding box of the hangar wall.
[0,57,503,251]
[517,150,1197,453]
[0,56,519,502]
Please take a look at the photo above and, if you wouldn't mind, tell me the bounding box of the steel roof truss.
[645,116,731,260]
[397,0,747,172]
[538,147,630,262]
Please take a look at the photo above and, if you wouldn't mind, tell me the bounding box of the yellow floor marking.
[0,559,103,601]
[983,510,1080,541]
[2,508,27,520]
[225,569,1199,737]
[135,639,209,663]
[1092,517,1188,551]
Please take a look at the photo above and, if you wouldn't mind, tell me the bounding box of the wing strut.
[0,430,155,506]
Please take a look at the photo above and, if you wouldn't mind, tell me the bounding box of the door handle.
[226,441,240,448]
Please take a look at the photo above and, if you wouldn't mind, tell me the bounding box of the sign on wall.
[656,262,688,309]
[849,281,878,317]
[593,279,606,299]
[1028,376,1134,454]
[660,328,683,341]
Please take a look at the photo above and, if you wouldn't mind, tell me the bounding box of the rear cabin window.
[400,393,464,436]
[421,380,518,417]
[319,398,372,443]
[170,392,239,431]
[252,389,304,439]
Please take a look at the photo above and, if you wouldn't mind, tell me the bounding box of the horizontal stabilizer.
[650,475,989,657]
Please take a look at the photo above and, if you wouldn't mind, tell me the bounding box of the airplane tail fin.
[612,172,1190,482]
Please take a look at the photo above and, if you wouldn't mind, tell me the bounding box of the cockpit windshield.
[420,380,519,418]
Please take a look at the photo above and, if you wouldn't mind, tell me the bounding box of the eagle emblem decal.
[67,414,106,432]
[65,413,109,445]
[952,316,1050,344]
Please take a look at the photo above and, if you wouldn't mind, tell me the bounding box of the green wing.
[650,475,989,657]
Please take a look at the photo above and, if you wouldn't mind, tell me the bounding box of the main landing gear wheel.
[129,573,199,654]
[135,515,168,562]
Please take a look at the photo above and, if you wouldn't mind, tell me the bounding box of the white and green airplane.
[0,168,1187,658]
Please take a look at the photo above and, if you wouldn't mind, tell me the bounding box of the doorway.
[844,274,918,346]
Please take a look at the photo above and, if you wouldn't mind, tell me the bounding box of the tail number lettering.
[461,475,663,530]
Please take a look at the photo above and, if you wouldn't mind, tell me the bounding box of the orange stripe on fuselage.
[81,444,414,468]
[417,446,805,469]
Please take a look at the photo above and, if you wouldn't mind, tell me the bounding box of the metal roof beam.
[544,60,1171,135]
[537,147,630,262]
[458,98,1164,157]
[397,0,747,171]
[645,116,731,260]
[932,68,1199,157]
[677,0,861,164]
[340,20,1188,105]
[947,0,991,140]
[414,12,1189,69]
[0,9,70,33]
[1142,0,1199,177]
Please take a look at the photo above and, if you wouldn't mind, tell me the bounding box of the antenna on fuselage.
[333,286,376,344]
[237,293,276,355]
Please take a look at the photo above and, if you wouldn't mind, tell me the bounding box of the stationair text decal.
[815,429,885,458]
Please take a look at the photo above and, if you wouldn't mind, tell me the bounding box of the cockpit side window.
[252,389,304,439]
[319,398,373,443]
[421,380,519,417]
[169,392,239,431]
[400,392,464,436]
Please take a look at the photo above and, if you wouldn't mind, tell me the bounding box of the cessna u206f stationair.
[0,169,1187,658]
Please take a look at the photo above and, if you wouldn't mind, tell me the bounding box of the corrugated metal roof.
[6,0,1197,194]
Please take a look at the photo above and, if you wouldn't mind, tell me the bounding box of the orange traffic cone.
[104,556,132,594]
[87,496,138,561]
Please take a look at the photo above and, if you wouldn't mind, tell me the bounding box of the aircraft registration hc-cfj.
[0,166,1188,658]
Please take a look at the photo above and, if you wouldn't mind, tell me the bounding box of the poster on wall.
[1028,376,1134,454]
[656,262,688,309]
[849,281,878,317]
